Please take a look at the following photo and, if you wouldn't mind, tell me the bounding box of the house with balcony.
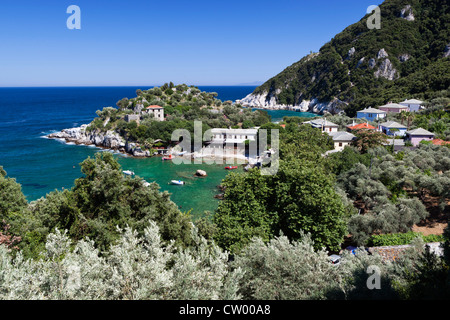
[205,128,258,150]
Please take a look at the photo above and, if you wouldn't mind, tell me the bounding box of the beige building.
[145,105,164,121]
[328,131,356,151]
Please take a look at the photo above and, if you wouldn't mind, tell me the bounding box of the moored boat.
[123,170,135,175]
[170,180,185,185]
[225,166,238,170]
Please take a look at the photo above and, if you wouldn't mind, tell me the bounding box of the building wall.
[147,108,164,121]
[125,114,140,123]
[324,127,338,133]
[400,103,421,112]
[334,141,351,151]
[409,135,434,146]
[381,127,407,136]
[378,107,408,113]
[357,112,386,120]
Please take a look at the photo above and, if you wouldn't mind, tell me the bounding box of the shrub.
[368,232,444,247]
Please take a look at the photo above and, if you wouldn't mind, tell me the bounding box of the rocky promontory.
[47,125,153,157]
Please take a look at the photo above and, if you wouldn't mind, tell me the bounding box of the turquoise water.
[253,108,319,122]
[118,156,243,219]
[0,86,316,218]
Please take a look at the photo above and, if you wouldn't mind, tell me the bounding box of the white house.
[356,107,387,121]
[399,99,424,112]
[328,131,356,151]
[303,118,339,133]
[205,128,258,150]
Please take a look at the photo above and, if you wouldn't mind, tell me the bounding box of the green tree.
[352,129,388,153]
[213,170,274,254]
[22,152,193,255]
[0,166,27,221]
[214,159,348,253]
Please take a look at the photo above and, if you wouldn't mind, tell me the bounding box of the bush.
[368,231,444,247]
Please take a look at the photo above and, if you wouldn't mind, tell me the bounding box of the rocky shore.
[236,93,347,115]
[47,125,154,157]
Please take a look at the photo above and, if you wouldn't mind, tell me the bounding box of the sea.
[0,86,316,219]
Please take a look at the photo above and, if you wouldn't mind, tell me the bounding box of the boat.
[225,166,238,170]
[123,170,135,175]
[170,180,185,185]
[162,154,173,161]
[142,180,151,187]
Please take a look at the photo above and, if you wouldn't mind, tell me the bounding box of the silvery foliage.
[233,233,351,299]
[233,231,403,300]
[335,248,397,299]
[0,221,243,300]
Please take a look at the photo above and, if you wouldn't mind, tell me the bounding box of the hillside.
[47,83,272,157]
[238,0,450,116]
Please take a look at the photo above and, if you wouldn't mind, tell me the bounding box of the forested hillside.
[245,0,449,115]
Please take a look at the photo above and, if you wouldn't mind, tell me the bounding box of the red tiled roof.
[432,139,450,146]
[146,105,163,109]
[347,123,376,130]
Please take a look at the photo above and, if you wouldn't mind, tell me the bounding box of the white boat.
[142,180,151,187]
[170,180,185,185]
[123,170,135,176]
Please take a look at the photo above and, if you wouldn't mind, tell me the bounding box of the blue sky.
[0,0,383,86]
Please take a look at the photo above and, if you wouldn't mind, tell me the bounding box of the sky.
[0,0,383,87]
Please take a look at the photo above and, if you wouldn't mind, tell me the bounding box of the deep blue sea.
[0,86,315,215]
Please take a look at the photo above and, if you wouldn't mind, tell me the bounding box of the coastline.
[46,125,254,164]
[237,93,347,115]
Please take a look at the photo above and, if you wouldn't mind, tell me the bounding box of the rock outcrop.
[373,49,398,80]
[237,90,281,109]
[444,43,450,58]
[374,58,398,80]
[400,5,415,21]
[237,93,347,115]
[47,125,139,155]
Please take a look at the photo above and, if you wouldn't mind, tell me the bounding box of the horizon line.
[0,84,261,88]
